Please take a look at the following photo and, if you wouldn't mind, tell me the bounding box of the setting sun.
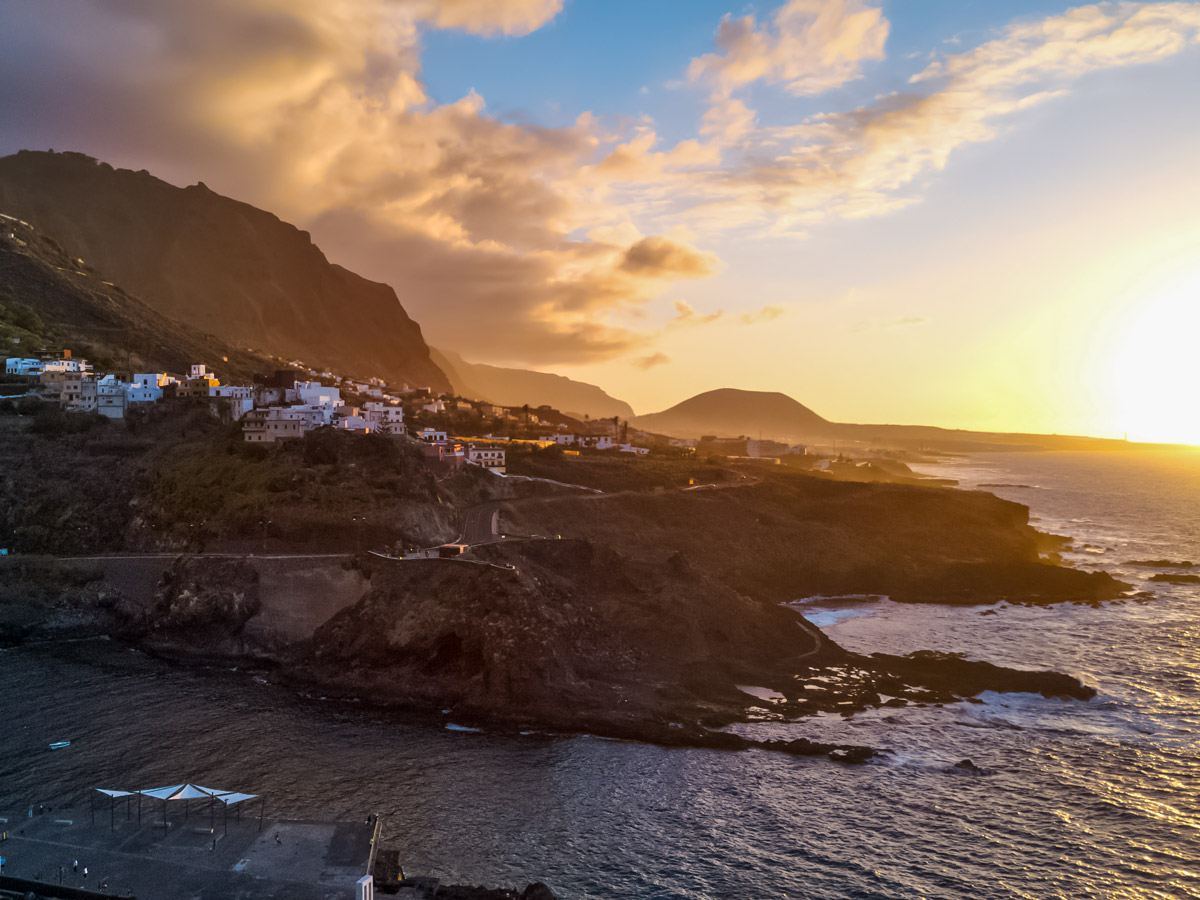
[1106,268,1200,445]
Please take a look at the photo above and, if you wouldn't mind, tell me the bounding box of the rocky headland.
[0,420,1123,762]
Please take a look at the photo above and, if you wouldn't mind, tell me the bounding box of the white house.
[578,435,615,450]
[364,402,404,432]
[418,427,447,442]
[619,443,650,455]
[337,413,370,433]
[5,357,42,375]
[539,434,576,445]
[42,357,91,374]
[190,363,209,379]
[96,378,128,419]
[9,355,92,376]
[467,444,506,474]
[209,384,255,420]
[282,405,334,429]
[243,408,305,442]
[129,373,172,404]
[296,381,342,408]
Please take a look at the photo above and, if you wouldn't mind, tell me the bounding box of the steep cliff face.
[431,347,636,419]
[0,150,449,389]
[0,211,271,380]
[306,539,834,728]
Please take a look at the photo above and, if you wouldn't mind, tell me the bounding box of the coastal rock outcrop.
[144,557,261,653]
[305,539,835,731]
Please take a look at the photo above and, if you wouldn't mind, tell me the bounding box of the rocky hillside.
[1,211,270,380]
[0,150,448,390]
[504,470,1126,606]
[432,347,635,420]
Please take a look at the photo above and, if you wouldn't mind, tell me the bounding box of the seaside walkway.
[0,810,372,900]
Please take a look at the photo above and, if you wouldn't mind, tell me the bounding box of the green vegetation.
[0,405,499,554]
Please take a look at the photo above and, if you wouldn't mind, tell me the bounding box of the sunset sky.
[2,1,1199,442]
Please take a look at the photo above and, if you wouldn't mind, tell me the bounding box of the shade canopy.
[210,792,258,806]
[95,782,253,802]
[138,783,228,801]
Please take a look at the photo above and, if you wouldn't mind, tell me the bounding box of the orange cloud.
[688,0,889,98]
[669,300,724,327]
[619,237,718,279]
[634,352,671,370]
[741,305,784,324]
[5,0,1200,374]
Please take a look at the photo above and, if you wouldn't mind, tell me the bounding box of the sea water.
[2,450,1199,899]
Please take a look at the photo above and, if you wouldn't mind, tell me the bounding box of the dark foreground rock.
[2,537,1101,760]
[1148,572,1200,584]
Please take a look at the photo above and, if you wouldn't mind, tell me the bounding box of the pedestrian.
[59,865,64,884]
[83,866,88,880]
[74,859,78,873]
[275,832,281,845]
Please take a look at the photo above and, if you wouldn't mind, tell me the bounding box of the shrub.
[16,396,42,416]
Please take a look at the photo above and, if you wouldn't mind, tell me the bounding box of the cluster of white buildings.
[415,427,507,475]
[6,352,664,475]
[3,354,414,436]
[4,352,205,420]
[242,376,407,442]
[537,433,649,455]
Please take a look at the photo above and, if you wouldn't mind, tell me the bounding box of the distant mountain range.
[431,348,635,420]
[632,387,1150,452]
[631,389,830,441]
[0,211,269,381]
[0,150,448,390]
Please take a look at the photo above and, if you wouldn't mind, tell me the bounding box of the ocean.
[3,450,1199,899]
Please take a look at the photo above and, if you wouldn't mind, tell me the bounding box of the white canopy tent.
[92,782,263,834]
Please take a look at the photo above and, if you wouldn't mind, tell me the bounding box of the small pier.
[0,808,374,899]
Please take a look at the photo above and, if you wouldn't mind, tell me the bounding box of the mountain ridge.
[633,387,1174,451]
[631,388,830,441]
[0,150,449,390]
[432,347,635,420]
[1,211,271,381]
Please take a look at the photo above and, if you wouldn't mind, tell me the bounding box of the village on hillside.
[1,349,819,476]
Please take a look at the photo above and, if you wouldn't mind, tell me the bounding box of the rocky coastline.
[0,423,1126,766]
[1,535,1102,766]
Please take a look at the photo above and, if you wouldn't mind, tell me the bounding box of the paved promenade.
[0,810,371,899]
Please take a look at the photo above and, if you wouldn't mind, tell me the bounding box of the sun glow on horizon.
[1105,267,1200,446]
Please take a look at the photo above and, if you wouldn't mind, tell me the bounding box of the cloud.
[634,352,671,370]
[3,0,1200,373]
[688,0,889,98]
[417,0,564,37]
[0,0,719,366]
[657,1,1200,235]
[619,237,718,278]
[741,305,784,324]
[670,299,723,327]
